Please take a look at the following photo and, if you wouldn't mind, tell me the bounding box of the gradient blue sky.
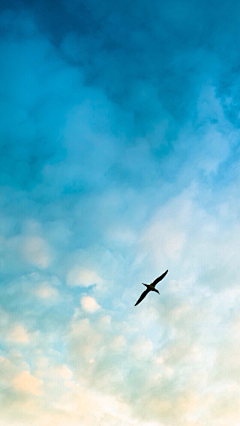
[1,1,240,425]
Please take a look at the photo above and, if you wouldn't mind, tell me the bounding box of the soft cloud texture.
[1,1,240,425]
[35,284,59,300]
[6,325,30,344]
[81,296,100,313]
[13,371,43,396]
[67,267,103,287]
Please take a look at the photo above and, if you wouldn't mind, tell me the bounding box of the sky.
[1,0,240,425]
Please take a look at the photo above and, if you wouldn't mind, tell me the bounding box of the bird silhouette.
[134,270,168,306]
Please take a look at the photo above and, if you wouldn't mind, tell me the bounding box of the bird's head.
[156,290,160,294]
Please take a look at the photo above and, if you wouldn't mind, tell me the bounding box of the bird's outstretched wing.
[151,270,168,287]
[134,289,150,306]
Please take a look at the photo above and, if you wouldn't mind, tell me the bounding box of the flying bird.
[134,270,168,306]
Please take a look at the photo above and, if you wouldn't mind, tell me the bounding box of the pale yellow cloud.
[3,191,240,426]
[56,364,73,380]
[13,370,43,396]
[81,296,100,313]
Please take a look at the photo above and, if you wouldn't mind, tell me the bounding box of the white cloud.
[6,325,30,344]
[67,267,102,287]
[55,364,73,380]
[107,226,136,245]
[131,336,153,360]
[35,284,59,300]
[22,236,52,269]
[36,362,73,382]
[111,335,126,352]
[81,296,100,313]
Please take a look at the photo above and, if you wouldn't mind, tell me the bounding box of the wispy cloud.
[1,1,240,425]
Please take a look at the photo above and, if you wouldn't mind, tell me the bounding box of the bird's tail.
[142,283,148,287]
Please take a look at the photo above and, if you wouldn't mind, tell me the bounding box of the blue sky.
[1,1,240,425]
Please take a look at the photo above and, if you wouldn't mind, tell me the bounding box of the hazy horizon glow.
[1,1,240,425]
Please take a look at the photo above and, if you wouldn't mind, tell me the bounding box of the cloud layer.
[1,1,240,425]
